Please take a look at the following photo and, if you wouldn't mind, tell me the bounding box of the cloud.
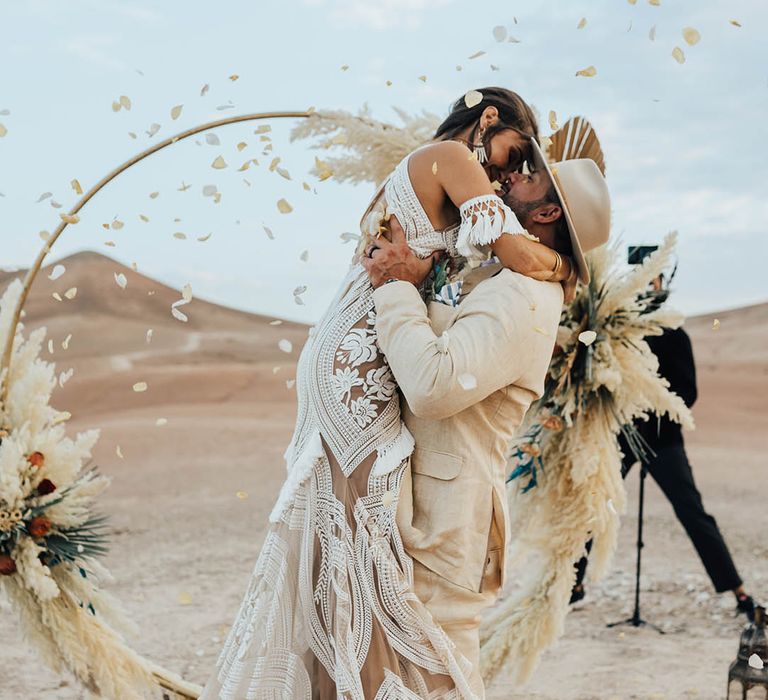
[59,33,129,71]
[303,0,457,30]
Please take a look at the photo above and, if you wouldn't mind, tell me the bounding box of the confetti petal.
[682,27,700,46]
[278,339,293,353]
[458,373,477,390]
[177,591,193,605]
[548,110,558,130]
[62,334,71,349]
[171,302,188,323]
[730,19,742,28]
[578,330,597,346]
[170,104,183,120]
[71,179,83,194]
[300,250,309,262]
[116,445,124,459]
[156,418,168,426]
[468,51,486,60]
[748,654,764,670]
[58,368,74,387]
[649,24,656,40]
[431,161,438,175]
[211,155,227,169]
[577,17,587,29]
[64,287,77,300]
[277,198,293,214]
[418,75,427,82]
[133,381,148,392]
[0,123,7,138]
[119,95,132,110]
[48,264,65,281]
[492,25,507,42]
[575,65,597,77]
[464,90,483,108]
[114,272,127,289]
[672,46,685,64]
[263,225,275,239]
[146,329,153,343]
[60,213,80,224]
[712,319,720,330]
[236,490,249,499]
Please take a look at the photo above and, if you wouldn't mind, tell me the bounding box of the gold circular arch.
[0,110,314,699]
[0,110,311,424]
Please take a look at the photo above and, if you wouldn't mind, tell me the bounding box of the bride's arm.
[427,141,570,284]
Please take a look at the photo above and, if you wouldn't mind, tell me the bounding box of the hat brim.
[528,139,590,285]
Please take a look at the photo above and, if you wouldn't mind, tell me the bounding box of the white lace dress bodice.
[199,147,526,700]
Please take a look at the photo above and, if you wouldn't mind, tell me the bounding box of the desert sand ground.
[1,251,766,700]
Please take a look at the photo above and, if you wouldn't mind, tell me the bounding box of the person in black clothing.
[569,253,756,621]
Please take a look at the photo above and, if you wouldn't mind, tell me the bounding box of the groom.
[362,142,611,696]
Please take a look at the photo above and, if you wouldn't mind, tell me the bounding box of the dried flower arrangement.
[479,232,694,684]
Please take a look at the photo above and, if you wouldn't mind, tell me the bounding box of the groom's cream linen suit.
[373,265,563,695]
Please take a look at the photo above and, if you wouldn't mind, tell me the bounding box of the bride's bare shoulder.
[408,141,478,186]
[409,140,472,168]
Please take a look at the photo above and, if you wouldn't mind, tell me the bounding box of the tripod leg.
[632,465,647,626]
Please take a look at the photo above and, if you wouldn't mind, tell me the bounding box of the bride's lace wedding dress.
[199,145,525,700]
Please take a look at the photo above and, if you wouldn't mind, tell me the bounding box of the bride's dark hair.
[434,87,540,161]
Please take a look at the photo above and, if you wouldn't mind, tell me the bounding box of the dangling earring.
[473,127,488,164]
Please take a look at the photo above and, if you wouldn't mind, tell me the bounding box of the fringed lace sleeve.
[456,194,528,260]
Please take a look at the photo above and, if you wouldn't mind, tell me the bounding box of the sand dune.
[1,251,766,700]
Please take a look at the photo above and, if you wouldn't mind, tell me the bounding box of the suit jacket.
[372,266,563,593]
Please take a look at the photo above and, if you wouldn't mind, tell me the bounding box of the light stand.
[607,461,665,634]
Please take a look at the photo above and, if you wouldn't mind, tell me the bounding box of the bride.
[199,87,576,700]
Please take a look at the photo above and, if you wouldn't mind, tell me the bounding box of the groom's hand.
[362,215,440,289]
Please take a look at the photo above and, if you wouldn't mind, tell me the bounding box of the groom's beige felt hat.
[528,138,611,284]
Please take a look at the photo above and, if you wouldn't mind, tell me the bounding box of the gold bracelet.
[550,251,562,279]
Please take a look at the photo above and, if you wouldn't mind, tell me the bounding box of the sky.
[1,0,767,323]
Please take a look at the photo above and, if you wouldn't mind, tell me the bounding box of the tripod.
[607,462,665,634]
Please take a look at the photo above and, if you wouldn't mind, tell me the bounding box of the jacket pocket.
[411,447,463,480]
[408,447,491,592]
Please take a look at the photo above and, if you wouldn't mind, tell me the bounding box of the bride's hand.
[362,215,440,288]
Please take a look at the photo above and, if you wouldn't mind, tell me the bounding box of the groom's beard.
[502,193,541,225]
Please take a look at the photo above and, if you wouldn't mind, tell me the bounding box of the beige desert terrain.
[1,251,766,700]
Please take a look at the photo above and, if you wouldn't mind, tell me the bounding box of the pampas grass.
[478,232,694,685]
[290,106,441,186]
[0,278,160,698]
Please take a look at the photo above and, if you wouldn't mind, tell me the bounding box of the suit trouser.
[411,514,504,700]
[575,442,742,593]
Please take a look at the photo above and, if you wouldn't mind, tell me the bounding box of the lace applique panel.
[199,148,488,700]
